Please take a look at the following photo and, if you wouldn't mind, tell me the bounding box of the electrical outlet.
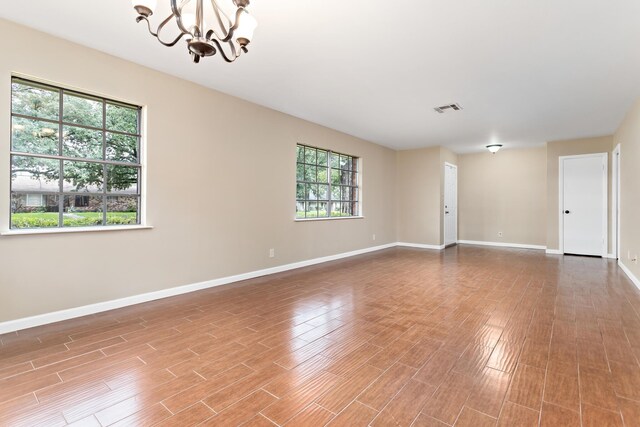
[269,248,275,258]
[372,234,376,241]
[498,232,503,238]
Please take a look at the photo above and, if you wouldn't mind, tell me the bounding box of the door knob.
[564,210,570,214]
[445,211,450,214]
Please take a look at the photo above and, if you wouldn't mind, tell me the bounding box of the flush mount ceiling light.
[132,0,257,63]
[486,144,503,154]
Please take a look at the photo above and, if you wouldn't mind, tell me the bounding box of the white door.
[561,154,607,256]
[444,163,458,246]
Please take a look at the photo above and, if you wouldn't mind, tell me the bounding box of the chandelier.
[131,0,257,63]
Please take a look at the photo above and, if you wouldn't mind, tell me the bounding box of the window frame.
[295,143,361,220]
[8,77,145,231]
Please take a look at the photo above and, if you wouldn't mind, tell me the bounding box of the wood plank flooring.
[1,246,640,426]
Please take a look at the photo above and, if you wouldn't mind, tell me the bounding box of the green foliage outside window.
[10,78,142,229]
[296,144,359,219]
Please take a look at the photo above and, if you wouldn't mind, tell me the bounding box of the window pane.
[63,195,103,227]
[106,165,138,194]
[331,169,340,186]
[306,201,318,218]
[350,171,359,186]
[63,93,103,128]
[107,196,139,225]
[317,166,328,183]
[106,103,138,134]
[331,185,341,201]
[296,145,304,163]
[12,80,59,120]
[351,202,359,216]
[318,184,329,200]
[296,201,305,219]
[337,169,353,185]
[106,133,138,163]
[342,186,351,201]
[296,163,304,181]
[308,184,319,200]
[63,126,103,159]
[304,165,316,182]
[330,153,339,169]
[11,117,59,155]
[62,161,103,192]
[11,193,59,229]
[317,201,328,217]
[340,155,350,170]
[296,183,304,199]
[304,147,316,164]
[317,150,328,166]
[11,156,60,192]
[331,201,341,217]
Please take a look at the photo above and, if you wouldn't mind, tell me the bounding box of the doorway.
[444,162,458,247]
[559,153,608,257]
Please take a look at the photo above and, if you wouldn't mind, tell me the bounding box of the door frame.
[612,144,621,259]
[558,152,608,257]
[443,162,458,247]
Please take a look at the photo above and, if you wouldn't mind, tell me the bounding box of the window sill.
[295,216,364,222]
[1,225,154,236]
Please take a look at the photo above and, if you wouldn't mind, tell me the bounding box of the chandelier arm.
[228,40,238,59]
[206,8,243,43]
[171,0,192,35]
[208,38,240,63]
[137,15,188,47]
[210,0,230,38]
[136,16,160,37]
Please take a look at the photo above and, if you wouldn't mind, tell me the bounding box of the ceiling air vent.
[434,103,463,114]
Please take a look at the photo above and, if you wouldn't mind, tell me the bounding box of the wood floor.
[1,246,640,426]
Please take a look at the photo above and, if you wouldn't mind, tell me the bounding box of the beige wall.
[458,147,547,246]
[2,18,637,326]
[546,136,614,252]
[395,146,457,247]
[0,20,397,322]
[396,147,442,246]
[615,98,640,279]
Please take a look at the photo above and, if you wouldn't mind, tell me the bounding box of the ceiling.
[2,1,640,153]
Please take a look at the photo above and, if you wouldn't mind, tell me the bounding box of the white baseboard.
[397,242,446,250]
[619,260,640,291]
[0,243,396,335]
[458,240,546,251]
[3,240,624,334]
[606,254,617,259]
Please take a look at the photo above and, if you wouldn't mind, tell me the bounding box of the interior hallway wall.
[615,98,640,280]
[457,147,547,247]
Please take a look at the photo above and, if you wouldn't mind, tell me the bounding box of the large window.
[296,144,359,219]
[10,77,142,229]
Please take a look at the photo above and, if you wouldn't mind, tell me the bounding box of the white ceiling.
[2,1,640,152]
